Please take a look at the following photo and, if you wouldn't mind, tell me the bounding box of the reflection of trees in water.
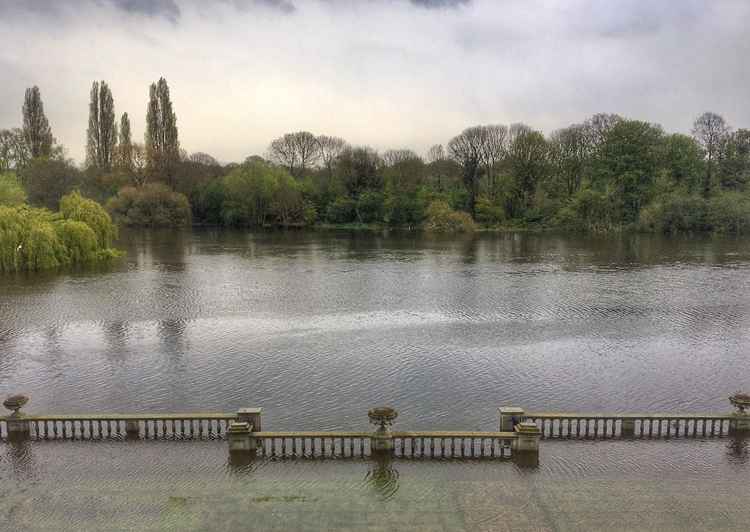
[727,434,749,463]
[364,452,400,501]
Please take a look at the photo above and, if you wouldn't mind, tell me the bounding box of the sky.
[0,0,749,164]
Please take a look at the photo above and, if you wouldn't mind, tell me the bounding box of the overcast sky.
[0,0,748,164]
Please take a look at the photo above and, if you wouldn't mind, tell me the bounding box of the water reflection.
[363,451,400,500]
[726,434,749,464]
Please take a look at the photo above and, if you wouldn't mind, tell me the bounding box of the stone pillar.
[125,420,140,438]
[227,421,253,452]
[237,408,262,432]
[513,421,541,455]
[498,406,525,432]
[621,418,635,437]
[730,415,750,435]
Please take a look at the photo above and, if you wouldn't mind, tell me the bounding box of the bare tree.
[316,135,348,179]
[548,124,588,197]
[448,126,485,216]
[382,149,420,167]
[130,143,148,187]
[0,128,30,171]
[268,131,320,178]
[479,124,508,198]
[692,112,731,196]
[583,113,623,150]
[189,152,220,166]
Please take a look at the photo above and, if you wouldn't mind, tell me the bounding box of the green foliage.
[106,183,191,227]
[0,173,27,206]
[707,192,750,233]
[325,196,356,224]
[356,191,385,223]
[638,194,708,233]
[554,188,616,232]
[384,193,424,226]
[192,180,227,225]
[423,200,477,233]
[475,196,505,225]
[0,195,121,273]
[221,160,311,226]
[59,191,118,247]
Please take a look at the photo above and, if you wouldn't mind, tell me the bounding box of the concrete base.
[621,418,635,437]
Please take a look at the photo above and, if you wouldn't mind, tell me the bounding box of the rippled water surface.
[1,229,750,530]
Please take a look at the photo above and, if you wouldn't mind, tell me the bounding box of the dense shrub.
[18,157,81,210]
[638,194,708,233]
[423,200,477,232]
[707,192,750,233]
[0,172,26,206]
[554,188,616,232]
[475,196,505,225]
[222,161,312,226]
[106,183,191,227]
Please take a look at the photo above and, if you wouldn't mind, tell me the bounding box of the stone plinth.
[227,421,253,452]
[513,421,541,455]
[498,407,525,432]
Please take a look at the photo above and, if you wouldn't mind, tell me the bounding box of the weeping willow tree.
[0,192,121,273]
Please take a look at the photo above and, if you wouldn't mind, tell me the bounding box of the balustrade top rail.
[525,412,736,420]
[11,413,237,421]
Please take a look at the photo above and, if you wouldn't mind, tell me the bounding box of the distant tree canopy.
[2,76,749,233]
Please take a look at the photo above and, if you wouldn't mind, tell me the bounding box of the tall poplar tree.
[22,86,54,158]
[86,81,117,170]
[118,112,133,171]
[145,77,180,187]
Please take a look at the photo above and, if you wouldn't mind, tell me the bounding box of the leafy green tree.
[507,127,548,213]
[336,146,381,198]
[222,160,284,226]
[592,120,663,224]
[22,86,54,158]
[717,129,750,191]
[86,81,117,171]
[447,127,483,217]
[117,113,133,171]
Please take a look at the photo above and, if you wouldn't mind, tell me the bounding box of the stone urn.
[3,395,29,417]
[368,407,397,452]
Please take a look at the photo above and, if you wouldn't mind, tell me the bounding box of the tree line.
[1,79,749,233]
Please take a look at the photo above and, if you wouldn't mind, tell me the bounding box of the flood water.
[1,229,750,530]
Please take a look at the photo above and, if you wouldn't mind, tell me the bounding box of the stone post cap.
[228,421,252,434]
[237,408,262,415]
[515,421,540,434]
[498,407,525,415]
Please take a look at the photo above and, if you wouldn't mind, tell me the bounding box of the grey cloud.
[109,0,181,22]
[410,0,471,8]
